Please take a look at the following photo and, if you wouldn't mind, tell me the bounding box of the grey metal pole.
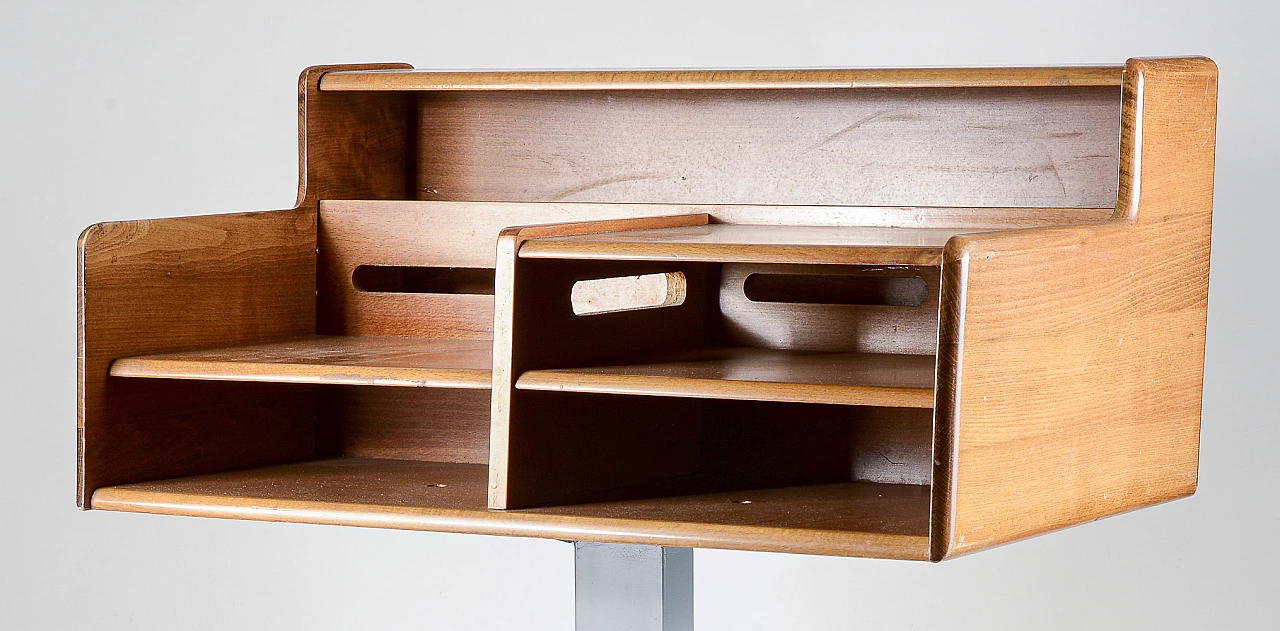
[574,542,694,631]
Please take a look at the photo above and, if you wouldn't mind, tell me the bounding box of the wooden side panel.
[296,63,413,207]
[78,209,318,506]
[489,215,712,508]
[418,87,1121,208]
[932,58,1217,559]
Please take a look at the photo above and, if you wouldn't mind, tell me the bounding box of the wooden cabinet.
[78,57,1217,561]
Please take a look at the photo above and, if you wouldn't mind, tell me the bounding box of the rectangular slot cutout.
[743,273,928,307]
[571,272,687,316]
[353,265,495,295]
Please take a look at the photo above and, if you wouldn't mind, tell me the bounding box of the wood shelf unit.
[109,335,493,389]
[516,348,936,408]
[78,58,1217,561]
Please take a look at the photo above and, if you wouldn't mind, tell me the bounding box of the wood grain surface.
[296,63,413,206]
[319,202,712,338]
[520,224,964,266]
[80,58,1215,561]
[77,209,318,506]
[323,388,492,464]
[110,335,492,389]
[720,263,941,355]
[931,57,1217,560]
[320,66,1123,91]
[92,457,931,560]
[490,216,712,509]
[516,348,935,408]
[415,87,1121,208]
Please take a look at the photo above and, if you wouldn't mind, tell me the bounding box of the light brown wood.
[415,87,1121,208]
[517,348,935,408]
[317,199,1108,337]
[109,335,492,389]
[77,209,318,507]
[720,264,941,355]
[490,215,712,509]
[520,224,966,266]
[78,62,424,508]
[91,457,931,560]
[80,58,1216,562]
[320,201,714,338]
[852,408,934,486]
[931,57,1217,560]
[327,389,491,464]
[320,66,1123,91]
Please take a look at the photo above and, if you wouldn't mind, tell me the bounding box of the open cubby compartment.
[488,215,944,532]
[79,59,1216,561]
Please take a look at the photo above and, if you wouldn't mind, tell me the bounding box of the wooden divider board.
[317,200,1112,339]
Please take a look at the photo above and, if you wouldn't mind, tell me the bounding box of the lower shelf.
[516,348,936,408]
[108,335,493,389]
[90,458,931,560]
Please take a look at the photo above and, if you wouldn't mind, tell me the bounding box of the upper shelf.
[319,66,1124,91]
[109,336,492,389]
[518,223,968,266]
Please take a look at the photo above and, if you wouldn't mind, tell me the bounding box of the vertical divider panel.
[489,215,711,509]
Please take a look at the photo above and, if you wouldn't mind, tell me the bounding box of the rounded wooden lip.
[319,66,1124,91]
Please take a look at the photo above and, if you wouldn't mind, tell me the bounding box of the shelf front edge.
[517,371,936,408]
[109,357,493,389]
[89,487,931,560]
[319,66,1124,91]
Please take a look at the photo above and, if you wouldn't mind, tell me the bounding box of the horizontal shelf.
[319,66,1123,91]
[90,457,931,560]
[109,335,492,389]
[518,224,966,266]
[517,348,936,408]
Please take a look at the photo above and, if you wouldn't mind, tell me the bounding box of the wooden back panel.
[319,201,718,338]
[417,87,1121,209]
[719,263,940,355]
[318,199,1112,340]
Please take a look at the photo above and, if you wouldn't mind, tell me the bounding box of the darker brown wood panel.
[418,87,1120,208]
[297,64,413,206]
[321,386,491,464]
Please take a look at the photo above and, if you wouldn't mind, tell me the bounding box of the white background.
[3,1,1276,628]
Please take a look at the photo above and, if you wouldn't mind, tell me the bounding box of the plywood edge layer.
[516,371,936,408]
[518,242,945,267]
[109,358,493,389]
[319,67,1123,91]
[89,487,931,560]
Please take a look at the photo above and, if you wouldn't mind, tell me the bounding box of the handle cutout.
[353,265,496,295]
[572,272,687,316]
[743,273,927,307]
